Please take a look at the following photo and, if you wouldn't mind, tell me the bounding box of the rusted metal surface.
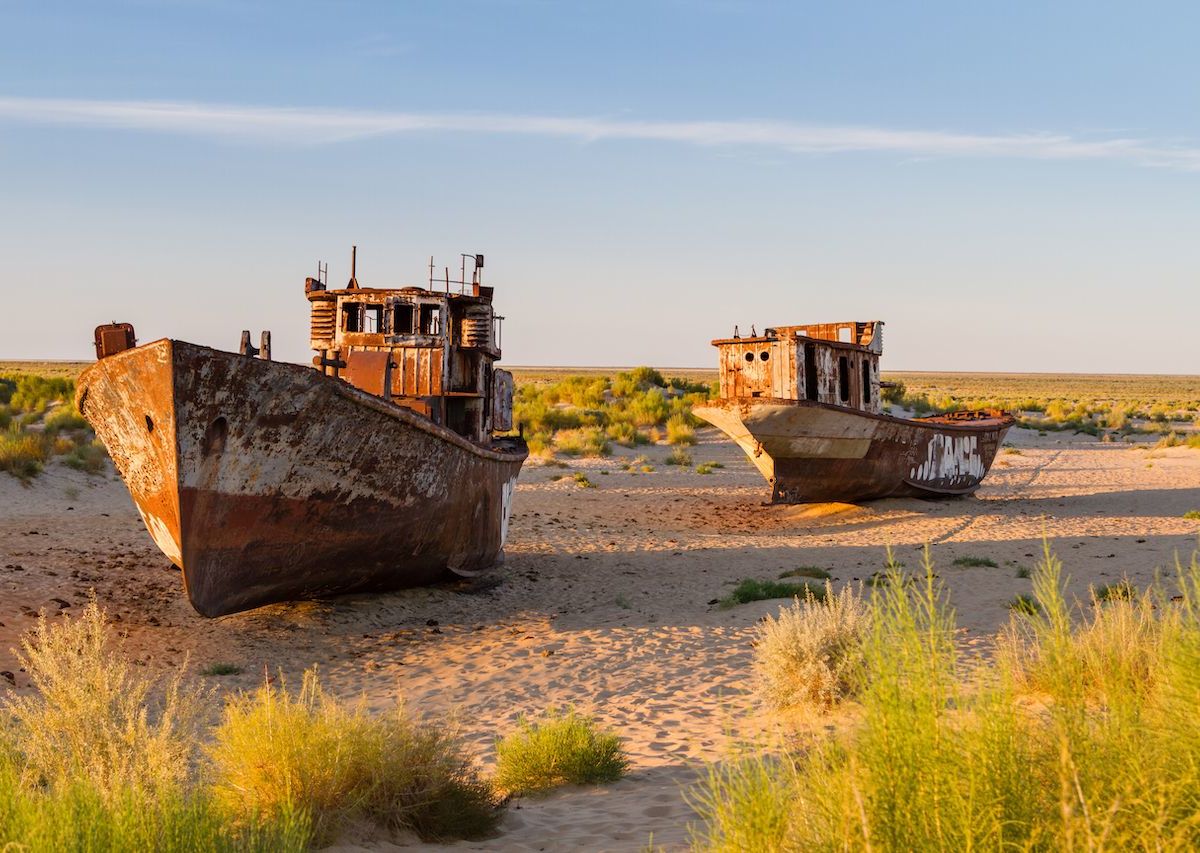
[93,323,137,359]
[79,340,526,616]
[77,250,527,616]
[696,320,1013,504]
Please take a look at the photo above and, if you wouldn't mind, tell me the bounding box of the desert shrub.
[952,555,998,568]
[43,407,89,433]
[553,427,610,457]
[0,763,309,852]
[721,578,822,609]
[1186,510,1200,520]
[665,413,696,445]
[665,446,693,466]
[201,663,243,677]
[752,585,869,711]
[880,380,906,405]
[697,547,1200,850]
[0,431,47,480]
[63,439,109,474]
[779,567,830,580]
[493,709,628,796]
[1007,593,1040,615]
[5,375,75,412]
[209,668,498,844]
[4,600,208,798]
[1093,579,1137,603]
[572,472,595,488]
[627,388,670,426]
[605,420,646,447]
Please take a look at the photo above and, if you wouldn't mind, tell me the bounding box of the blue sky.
[1,1,1197,371]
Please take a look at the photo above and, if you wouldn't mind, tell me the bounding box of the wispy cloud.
[1,95,1198,170]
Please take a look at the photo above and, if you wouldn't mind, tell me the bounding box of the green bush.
[554,427,611,457]
[721,578,822,609]
[494,709,628,796]
[665,413,696,445]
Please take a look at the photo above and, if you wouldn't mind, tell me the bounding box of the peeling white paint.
[909,434,984,485]
[139,507,182,564]
[499,474,518,547]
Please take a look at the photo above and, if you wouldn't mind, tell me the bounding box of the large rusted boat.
[77,251,527,616]
[693,322,1014,504]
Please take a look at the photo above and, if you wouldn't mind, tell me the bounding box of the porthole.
[760,351,770,361]
[744,352,755,362]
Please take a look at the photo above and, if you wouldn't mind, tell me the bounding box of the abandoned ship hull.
[76,339,527,617]
[694,398,1012,504]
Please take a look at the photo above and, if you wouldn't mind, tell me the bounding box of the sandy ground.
[2,426,1200,850]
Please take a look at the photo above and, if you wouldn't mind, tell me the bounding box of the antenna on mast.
[347,245,359,289]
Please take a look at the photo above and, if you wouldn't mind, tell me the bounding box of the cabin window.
[744,351,754,362]
[862,360,872,405]
[393,304,415,334]
[342,303,363,332]
[759,351,770,361]
[363,305,383,334]
[804,343,818,401]
[838,356,850,403]
[838,327,852,343]
[419,304,442,335]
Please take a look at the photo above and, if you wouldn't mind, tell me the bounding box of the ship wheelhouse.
[711,321,884,414]
[304,252,513,444]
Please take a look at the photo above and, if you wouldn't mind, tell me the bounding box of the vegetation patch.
[694,546,1200,850]
[493,709,628,796]
[0,599,502,849]
[752,586,869,711]
[721,578,823,609]
[1007,592,1041,615]
[778,567,830,580]
[201,663,243,677]
[665,446,693,467]
[952,556,998,568]
[1093,579,1136,603]
[210,669,499,843]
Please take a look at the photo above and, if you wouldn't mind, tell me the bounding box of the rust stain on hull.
[78,339,526,616]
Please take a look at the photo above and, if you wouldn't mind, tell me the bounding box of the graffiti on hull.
[909,433,985,487]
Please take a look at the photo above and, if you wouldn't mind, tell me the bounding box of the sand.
[2,426,1200,850]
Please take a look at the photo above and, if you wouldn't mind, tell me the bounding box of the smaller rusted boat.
[693,321,1014,504]
[77,250,527,616]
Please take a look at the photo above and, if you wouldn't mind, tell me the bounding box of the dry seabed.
[2,427,1200,851]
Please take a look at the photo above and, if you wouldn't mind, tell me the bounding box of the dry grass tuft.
[5,599,208,798]
[751,585,870,711]
[208,668,499,844]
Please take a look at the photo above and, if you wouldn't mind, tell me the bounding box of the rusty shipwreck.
[693,322,1014,504]
[77,251,527,617]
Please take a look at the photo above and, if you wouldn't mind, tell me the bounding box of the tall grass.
[0,601,309,851]
[6,600,208,797]
[209,668,499,843]
[694,546,1200,851]
[1,600,502,848]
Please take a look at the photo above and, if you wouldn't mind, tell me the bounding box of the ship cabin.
[712,321,884,415]
[304,254,513,445]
